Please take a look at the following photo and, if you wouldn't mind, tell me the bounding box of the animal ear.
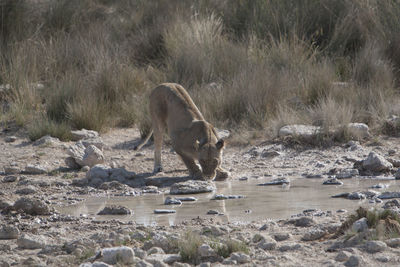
[216,139,225,150]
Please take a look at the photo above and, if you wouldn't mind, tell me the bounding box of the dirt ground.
[0,127,400,266]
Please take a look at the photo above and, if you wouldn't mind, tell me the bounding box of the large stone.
[229,252,250,264]
[0,225,19,239]
[278,125,321,139]
[164,197,182,205]
[288,217,315,227]
[362,152,393,173]
[97,205,131,215]
[335,251,352,262]
[102,246,135,265]
[322,178,343,185]
[81,145,105,167]
[3,175,17,183]
[24,164,48,174]
[344,255,364,267]
[86,165,111,181]
[301,228,326,241]
[347,123,370,139]
[352,218,368,232]
[385,238,400,248]
[71,129,99,141]
[363,240,387,253]
[257,177,290,186]
[33,135,60,146]
[198,244,217,258]
[15,185,37,195]
[378,192,400,199]
[169,180,216,194]
[336,169,359,179]
[0,198,13,211]
[13,197,51,215]
[17,234,47,249]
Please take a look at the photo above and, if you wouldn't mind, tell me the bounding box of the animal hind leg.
[153,123,164,173]
[152,111,168,173]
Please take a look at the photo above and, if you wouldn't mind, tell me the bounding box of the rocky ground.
[1,126,400,267]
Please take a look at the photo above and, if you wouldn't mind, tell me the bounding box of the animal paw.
[190,171,204,180]
[153,166,163,173]
[214,169,229,181]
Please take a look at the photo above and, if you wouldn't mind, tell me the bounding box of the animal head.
[196,139,225,180]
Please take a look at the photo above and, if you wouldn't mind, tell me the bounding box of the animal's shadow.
[112,138,150,150]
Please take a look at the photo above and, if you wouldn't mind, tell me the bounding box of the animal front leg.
[179,155,203,180]
[214,167,230,181]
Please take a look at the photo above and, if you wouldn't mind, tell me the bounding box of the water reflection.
[57,177,398,226]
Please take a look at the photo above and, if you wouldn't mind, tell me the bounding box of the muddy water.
[58,177,398,226]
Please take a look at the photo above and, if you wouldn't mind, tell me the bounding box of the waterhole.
[57,177,398,226]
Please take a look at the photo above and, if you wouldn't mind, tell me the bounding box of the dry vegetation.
[1,0,400,141]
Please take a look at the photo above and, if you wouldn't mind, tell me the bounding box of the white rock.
[352,218,368,232]
[33,135,60,146]
[278,243,302,252]
[229,252,250,264]
[81,137,104,150]
[378,192,400,199]
[215,128,230,139]
[80,262,111,267]
[71,129,99,141]
[86,165,111,180]
[4,166,20,175]
[13,197,50,215]
[335,251,351,262]
[24,164,48,174]
[17,234,46,249]
[279,124,321,138]
[336,169,359,179]
[363,240,387,253]
[0,225,19,239]
[385,238,400,248]
[347,123,370,139]
[164,196,182,205]
[169,180,216,194]
[147,247,164,255]
[301,228,326,241]
[198,244,216,258]
[102,246,135,264]
[81,145,105,167]
[362,152,393,172]
[344,255,364,267]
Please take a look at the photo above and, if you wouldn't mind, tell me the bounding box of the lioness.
[135,83,229,180]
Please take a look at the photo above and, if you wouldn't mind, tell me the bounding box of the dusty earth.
[0,127,400,266]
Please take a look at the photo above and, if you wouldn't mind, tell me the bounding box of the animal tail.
[134,130,153,150]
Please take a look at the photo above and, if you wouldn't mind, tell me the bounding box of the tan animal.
[135,83,229,180]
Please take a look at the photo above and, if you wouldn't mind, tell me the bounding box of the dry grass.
[0,0,399,142]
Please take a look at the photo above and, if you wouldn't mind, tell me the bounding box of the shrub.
[178,231,203,264]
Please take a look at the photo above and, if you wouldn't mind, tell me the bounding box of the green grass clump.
[178,231,203,264]
[336,207,400,240]
[211,238,249,258]
[27,117,72,141]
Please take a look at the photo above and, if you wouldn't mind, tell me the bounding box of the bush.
[1,0,400,140]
